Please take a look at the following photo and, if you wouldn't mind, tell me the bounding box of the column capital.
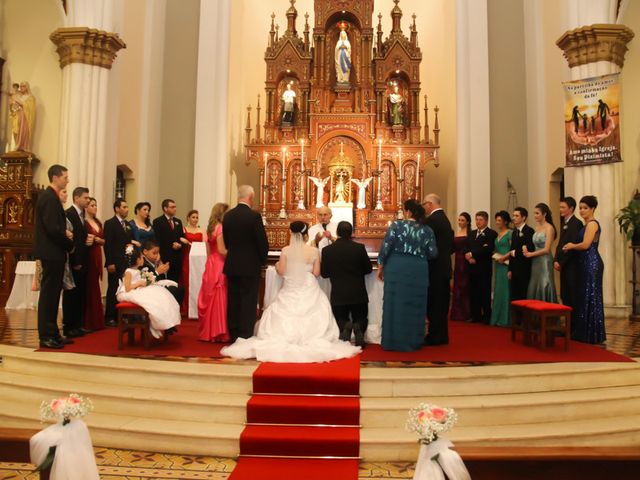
[50,27,126,70]
[556,24,634,69]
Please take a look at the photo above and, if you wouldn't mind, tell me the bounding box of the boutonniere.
[124,224,131,231]
[563,225,568,230]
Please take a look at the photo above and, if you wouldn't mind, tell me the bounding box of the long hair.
[207,203,229,236]
[134,202,152,227]
[535,202,556,236]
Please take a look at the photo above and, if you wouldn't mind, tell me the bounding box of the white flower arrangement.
[40,393,93,424]
[140,267,156,286]
[406,403,458,445]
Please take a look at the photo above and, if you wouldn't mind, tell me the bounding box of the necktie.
[169,218,174,230]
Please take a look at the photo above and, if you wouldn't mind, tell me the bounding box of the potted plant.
[616,191,640,245]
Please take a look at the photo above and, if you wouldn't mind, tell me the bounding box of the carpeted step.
[253,356,361,395]
[247,395,360,426]
[239,425,360,458]
[228,457,359,480]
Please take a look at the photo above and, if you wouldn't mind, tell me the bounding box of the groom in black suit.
[104,199,133,326]
[152,199,186,283]
[321,221,372,347]
[465,211,497,324]
[34,164,74,349]
[423,194,454,345]
[223,185,269,340]
[508,206,535,301]
[554,197,583,310]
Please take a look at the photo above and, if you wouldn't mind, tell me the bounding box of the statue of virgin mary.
[335,29,352,84]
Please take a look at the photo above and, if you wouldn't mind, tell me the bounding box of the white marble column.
[51,0,125,215]
[456,0,492,216]
[559,0,633,310]
[193,0,232,214]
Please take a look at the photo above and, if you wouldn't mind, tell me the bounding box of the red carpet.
[360,322,633,363]
[229,357,361,480]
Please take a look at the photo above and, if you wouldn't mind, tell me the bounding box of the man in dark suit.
[141,239,185,305]
[104,199,133,326]
[223,185,269,340]
[554,197,583,310]
[321,221,372,347]
[152,199,186,283]
[62,186,92,338]
[465,211,497,324]
[423,194,454,345]
[34,164,74,349]
[508,206,535,301]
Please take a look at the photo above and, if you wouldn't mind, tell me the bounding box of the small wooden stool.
[116,302,166,350]
[511,300,572,351]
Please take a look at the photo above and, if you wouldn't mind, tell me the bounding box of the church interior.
[1,0,640,479]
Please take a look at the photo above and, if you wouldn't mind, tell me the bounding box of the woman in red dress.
[451,212,471,321]
[84,197,106,330]
[198,203,229,342]
[181,210,205,317]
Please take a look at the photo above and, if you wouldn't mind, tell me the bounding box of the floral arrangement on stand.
[140,267,157,286]
[31,394,100,480]
[406,403,470,480]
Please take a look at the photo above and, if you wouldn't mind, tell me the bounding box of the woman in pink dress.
[84,197,106,330]
[198,203,230,342]
[181,210,205,317]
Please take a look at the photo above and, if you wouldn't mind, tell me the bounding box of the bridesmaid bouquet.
[140,267,157,286]
[40,393,93,425]
[407,403,457,444]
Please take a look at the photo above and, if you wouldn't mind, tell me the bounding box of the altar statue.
[309,176,330,208]
[387,84,405,126]
[334,172,347,203]
[281,83,296,125]
[335,30,352,84]
[9,81,36,152]
[350,177,373,209]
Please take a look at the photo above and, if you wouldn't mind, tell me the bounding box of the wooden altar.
[0,152,42,306]
[244,0,440,250]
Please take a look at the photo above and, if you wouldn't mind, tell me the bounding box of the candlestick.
[300,139,304,171]
[416,154,420,189]
[398,148,402,180]
[282,148,286,177]
[297,141,305,209]
[376,139,383,210]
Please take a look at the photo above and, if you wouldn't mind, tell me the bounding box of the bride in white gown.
[221,221,361,363]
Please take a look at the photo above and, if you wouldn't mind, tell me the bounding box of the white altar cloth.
[6,261,39,310]
[188,242,207,318]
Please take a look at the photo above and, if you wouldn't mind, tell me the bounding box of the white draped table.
[6,261,39,310]
[188,242,207,319]
[264,258,384,345]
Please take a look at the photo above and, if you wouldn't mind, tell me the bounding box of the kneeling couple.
[222,220,371,363]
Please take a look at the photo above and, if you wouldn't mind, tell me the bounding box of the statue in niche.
[7,202,18,224]
[387,84,405,126]
[335,28,352,84]
[351,177,373,209]
[281,82,296,125]
[309,176,330,208]
[9,81,36,152]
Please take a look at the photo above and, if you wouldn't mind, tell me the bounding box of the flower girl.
[117,245,181,338]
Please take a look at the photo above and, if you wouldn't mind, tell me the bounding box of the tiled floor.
[0,449,414,479]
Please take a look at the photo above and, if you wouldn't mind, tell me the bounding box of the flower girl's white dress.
[221,246,361,363]
[116,268,181,338]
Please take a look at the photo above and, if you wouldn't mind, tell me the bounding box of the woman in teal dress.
[490,211,513,327]
[378,199,438,351]
[524,203,557,302]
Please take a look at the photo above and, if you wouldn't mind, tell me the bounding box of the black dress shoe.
[105,319,117,327]
[56,337,75,345]
[79,328,93,335]
[424,336,448,346]
[339,321,353,342]
[40,339,64,349]
[64,329,85,338]
[353,325,366,348]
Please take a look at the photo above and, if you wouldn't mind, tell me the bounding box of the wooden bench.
[511,300,572,351]
[116,302,167,350]
[0,427,51,480]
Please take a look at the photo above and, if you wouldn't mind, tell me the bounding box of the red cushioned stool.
[116,302,166,350]
[511,300,572,351]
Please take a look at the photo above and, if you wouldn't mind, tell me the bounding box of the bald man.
[423,194,454,345]
[308,206,338,251]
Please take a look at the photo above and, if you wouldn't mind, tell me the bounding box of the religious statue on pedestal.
[387,84,405,126]
[281,83,296,125]
[335,28,352,84]
[351,177,373,209]
[9,81,36,152]
[334,171,348,203]
[309,175,330,208]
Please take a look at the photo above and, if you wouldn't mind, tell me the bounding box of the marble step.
[360,362,640,397]
[0,371,250,424]
[360,385,640,427]
[361,414,640,460]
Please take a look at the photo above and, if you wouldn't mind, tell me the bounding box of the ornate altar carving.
[246,0,441,250]
[0,151,42,305]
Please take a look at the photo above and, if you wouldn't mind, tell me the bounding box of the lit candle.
[416,154,420,188]
[377,139,382,198]
[282,148,286,177]
[300,139,305,171]
[398,148,402,180]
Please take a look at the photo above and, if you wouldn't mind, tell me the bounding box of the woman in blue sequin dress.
[562,195,605,344]
[377,199,438,351]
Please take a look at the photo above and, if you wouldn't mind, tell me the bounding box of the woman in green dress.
[490,211,513,327]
